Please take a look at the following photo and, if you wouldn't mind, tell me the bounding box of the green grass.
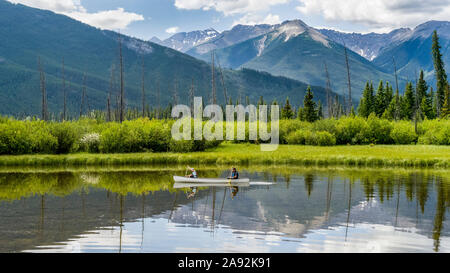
[0,143,449,168]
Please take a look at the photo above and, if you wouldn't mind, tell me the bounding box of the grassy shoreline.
[0,143,448,169]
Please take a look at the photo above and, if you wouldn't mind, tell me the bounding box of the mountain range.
[159,19,449,95]
[189,20,399,99]
[0,0,338,116]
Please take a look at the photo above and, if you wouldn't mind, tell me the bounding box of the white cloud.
[175,0,291,16]
[296,0,450,32]
[166,26,180,34]
[233,13,282,26]
[7,0,144,30]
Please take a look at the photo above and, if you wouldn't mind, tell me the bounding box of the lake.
[0,166,449,253]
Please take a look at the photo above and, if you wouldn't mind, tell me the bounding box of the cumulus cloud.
[233,13,282,26]
[174,0,290,16]
[7,0,144,30]
[296,0,450,32]
[165,26,180,34]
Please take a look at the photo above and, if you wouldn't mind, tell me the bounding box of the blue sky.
[7,0,450,40]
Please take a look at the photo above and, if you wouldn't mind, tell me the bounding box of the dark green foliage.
[432,31,448,116]
[301,86,319,122]
[358,82,375,118]
[281,97,295,119]
[401,82,416,120]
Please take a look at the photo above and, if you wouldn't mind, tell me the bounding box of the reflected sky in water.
[0,167,449,253]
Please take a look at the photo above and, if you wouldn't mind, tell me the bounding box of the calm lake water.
[0,166,449,253]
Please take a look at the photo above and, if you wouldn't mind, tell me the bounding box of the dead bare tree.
[324,61,332,118]
[156,79,161,119]
[62,57,67,121]
[211,50,217,105]
[141,56,146,118]
[118,33,125,123]
[79,73,86,119]
[189,78,195,113]
[38,56,48,121]
[217,58,228,105]
[343,44,353,114]
[173,79,178,105]
[107,65,114,122]
[393,57,401,121]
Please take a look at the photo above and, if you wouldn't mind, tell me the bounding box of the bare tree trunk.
[80,73,86,119]
[62,57,67,121]
[156,79,161,119]
[38,56,48,121]
[107,66,113,122]
[141,56,146,118]
[211,51,217,105]
[118,33,125,123]
[173,79,178,105]
[324,62,332,118]
[343,46,352,114]
[217,58,228,105]
[393,57,400,121]
[189,78,195,113]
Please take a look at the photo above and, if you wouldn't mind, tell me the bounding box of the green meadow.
[0,143,448,168]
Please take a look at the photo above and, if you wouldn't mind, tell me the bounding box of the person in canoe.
[186,167,198,178]
[228,167,239,180]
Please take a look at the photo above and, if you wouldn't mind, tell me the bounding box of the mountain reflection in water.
[0,167,449,253]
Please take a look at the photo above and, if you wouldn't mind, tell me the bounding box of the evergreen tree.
[384,82,394,111]
[318,100,324,119]
[303,86,318,122]
[442,84,450,118]
[402,82,415,120]
[432,87,438,118]
[432,31,448,116]
[416,70,429,103]
[420,96,433,120]
[383,89,402,120]
[281,97,295,119]
[375,81,386,116]
[358,81,375,118]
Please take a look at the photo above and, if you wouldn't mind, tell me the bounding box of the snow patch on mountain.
[275,20,330,47]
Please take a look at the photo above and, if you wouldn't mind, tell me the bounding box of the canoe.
[173,182,250,189]
[173,181,275,189]
[173,176,250,183]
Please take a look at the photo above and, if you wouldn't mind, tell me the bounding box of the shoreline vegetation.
[0,143,448,169]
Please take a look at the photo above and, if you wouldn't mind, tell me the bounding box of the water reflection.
[0,167,449,253]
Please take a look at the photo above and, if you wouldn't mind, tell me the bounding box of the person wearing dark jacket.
[228,167,239,180]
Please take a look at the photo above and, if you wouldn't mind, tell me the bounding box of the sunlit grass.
[0,143,448,168]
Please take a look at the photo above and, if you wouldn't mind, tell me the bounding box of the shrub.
[99,122,145,153]
[390,121,418,144]
[418,119,450,145]
[49,122,78,154]
[79,133,101,153]
[286,130,309,145]
[335,116,370,144]
[365,114,393,144]
[315,131,337,146]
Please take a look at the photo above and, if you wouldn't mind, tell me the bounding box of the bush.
[335,116,370,144]
[286,129,310,145]
[365,114,393,144]
[79,133,101,153]
[315,131,337,146]
[418,119,450,145]
[390,121,418,144]
[99,122,145,153]
[49,122,78,154]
